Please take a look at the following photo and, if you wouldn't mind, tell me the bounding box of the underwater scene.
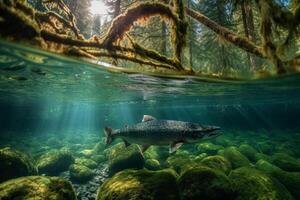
[0,40,300,200]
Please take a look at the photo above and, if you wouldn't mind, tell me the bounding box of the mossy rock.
[229,166,293,200]
[165,154,199,174]
[194,153,208,162]
[178,166,234,200]
[96,169,180,200]
[254,153,272,162]
[93,142,106,154]
[200,155,232,174]
[91,154,106,163]
[69,164,94,183]
[37,149,74,175]
[215,135,233,147]
[79,149,94,157]
[75,158,98,169]
[144,146,169,161]
[256,159,300,198]
[238,144,258,162]
[46,137,63,148]
[145,159,161,170]
[0,147,37,183]
[271,153,300,172]
[196,142,224,155]
[0,176,76,199]
[221,147,250,169]
[108,143,145,176]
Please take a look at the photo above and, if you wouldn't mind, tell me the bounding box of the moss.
[256,159,300,198]
[0,147,37,183]
[0,176,76,200]
[196,142,224,155]
[221,147,250,169]
[75,158,98,169]
[238,144,258,162]
[271,153,300,172]
[91,154,106,163]
[229,166,293,200]
[165,154,198,174]
[79,149,94,158]
[200,155,232,175]
[145,159,161,171]
[96,169,180,200]
[178,166,234,200]
[107,143,145,176]
[37,149,74,175]
[69,164,94,183]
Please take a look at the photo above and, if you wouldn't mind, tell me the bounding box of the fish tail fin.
[104,127,113,145]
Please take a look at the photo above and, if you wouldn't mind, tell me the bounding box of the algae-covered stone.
[256,159,300,198]
[196,142,224,155]
[69,164,94,183]
[271,153,300,172]
[0,147,37,183]
[79,149,94,157]
[200,155,232,174]
[0,176,76,200]
[178,166,234,200]
[108,144,145,176]
[145,159,161,170]
[238,144,258,162]
[229,166,293,200]
[144,146,169,161]
[221,147,250,169]
[166,154,198,174]
[96,169,180,200]
[37,149,74,175]
[91,154,106,163]
[254,153,272,162]
[75,158,98,169]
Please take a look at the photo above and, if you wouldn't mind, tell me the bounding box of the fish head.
[185,124,221,143]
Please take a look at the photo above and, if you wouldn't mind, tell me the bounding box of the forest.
[0,0,299,79]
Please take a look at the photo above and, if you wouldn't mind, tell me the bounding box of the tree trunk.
[161,21,167,55]
[113,0,121,18]
[187,0,193,70]
[185,7,264,58]
[241,0,258,71]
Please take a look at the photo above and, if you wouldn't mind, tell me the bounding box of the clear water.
[1,40,300,199]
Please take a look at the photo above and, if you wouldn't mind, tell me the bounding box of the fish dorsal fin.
[169,141,185,154]
[142,115,156,122]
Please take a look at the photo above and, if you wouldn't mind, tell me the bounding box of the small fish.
[104,115,221,153]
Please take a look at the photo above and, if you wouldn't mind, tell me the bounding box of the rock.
[37,149,74,175]
[196,142,224,155]
[143,146,169,161]
[69,164,94,183]
[96,169,180,200]
[79,149,94,158]
[254,153,272,162]
[229,166,293,200]
[178,166,234,200]
[0,147,37,183]
[215,135,232,147]
[271,153,300,172]
[93,142,106,154]
[200,155,232,174]
[75,158,98,169]
[194,153,208,162]
[46,137,63,148]
[238,144,258,162]
[91,154,106,163]
[221,147,250,169]
[165,154,198,174]
[256,159,300,198]
[0,176,76,199]
[107,143,145,176]
[145,159,161,170]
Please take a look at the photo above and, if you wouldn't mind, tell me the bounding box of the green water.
[0,41,300,200]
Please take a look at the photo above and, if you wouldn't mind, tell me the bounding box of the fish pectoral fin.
[142,115,156,122]
[123,139,131,147]
[169,141,185,154]
[141,144,150,152]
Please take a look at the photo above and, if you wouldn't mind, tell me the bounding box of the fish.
[104,115,221,153]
